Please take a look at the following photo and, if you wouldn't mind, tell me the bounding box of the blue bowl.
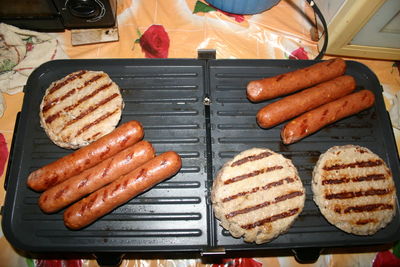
[206,0,281,14]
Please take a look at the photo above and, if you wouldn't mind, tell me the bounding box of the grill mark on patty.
[334,203,394,214]
[356,219,377,225]
[230,151,273,167]
[90,132,102,141]
[241,208,300,230]
[274,191,303,202]
[42,74,104,113]
[263,177,296,189]
[44,82,113,124]
[226,200,271,219]
[65,82,112,113]
[44,112,60,125]
[42,89,76,113]
[323,160,383,171]
[225,190,303,219]
[322,173,387,185]
[325,188,392,200]
[74,108,120,138]
[48,70,87,94]
[60,93,119,131]
[224,165,283,185]
[222,177,296,202]
[356,147,368,154]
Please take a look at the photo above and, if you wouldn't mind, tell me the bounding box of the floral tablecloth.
[1,0,400,266]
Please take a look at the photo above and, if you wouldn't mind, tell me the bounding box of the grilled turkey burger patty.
[312,145,396,235]
[39,70,124,149]
[211,148,305,244]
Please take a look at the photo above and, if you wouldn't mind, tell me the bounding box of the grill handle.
[292,247,322,263]
[94,252,124,266]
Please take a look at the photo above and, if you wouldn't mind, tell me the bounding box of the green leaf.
[193,1,216,14]
[25,258,35,267]
[393,241,400,258]
[134,28,142,44]
[23,36,33,43]
[0,58,17,73]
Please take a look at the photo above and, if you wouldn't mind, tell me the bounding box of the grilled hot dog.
[38,140,155,213]
[27,120,144,192]
[247,58,346,102]
[63,151,182,230]
[257,75,356,128]
[281,90,375,144]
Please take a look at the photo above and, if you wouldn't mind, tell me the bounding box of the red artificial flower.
[35,259,83,267]
[139,25,170,58]
[26,42,34,52]
[218,9,245,23]
[0,133,8,177]
[289,47,309,60]
[212,258,262,267]
[373,250,400,267]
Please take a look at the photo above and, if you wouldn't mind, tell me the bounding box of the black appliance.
[2,56,400,265]
[0,0,117,31]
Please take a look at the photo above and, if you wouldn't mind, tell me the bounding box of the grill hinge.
[203,96,212,106]
[198,49,216,60]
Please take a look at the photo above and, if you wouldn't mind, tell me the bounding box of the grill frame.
[2,58,400,256]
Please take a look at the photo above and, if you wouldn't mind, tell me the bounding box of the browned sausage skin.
[63,151,182,230]
[247,58,346,102]
[38,140,155,213]
[27,120,144,192]
[257,75,356,128]
[281,90,375,144]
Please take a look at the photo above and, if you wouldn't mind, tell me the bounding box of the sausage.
[27,120,144,192]
[247,58,346,102]
[257,75,356,128]
[63,151,182,230]
[281,90,375,144]
[38,140,155,213]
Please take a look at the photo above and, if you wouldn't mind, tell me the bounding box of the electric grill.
[2,56,400,264]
